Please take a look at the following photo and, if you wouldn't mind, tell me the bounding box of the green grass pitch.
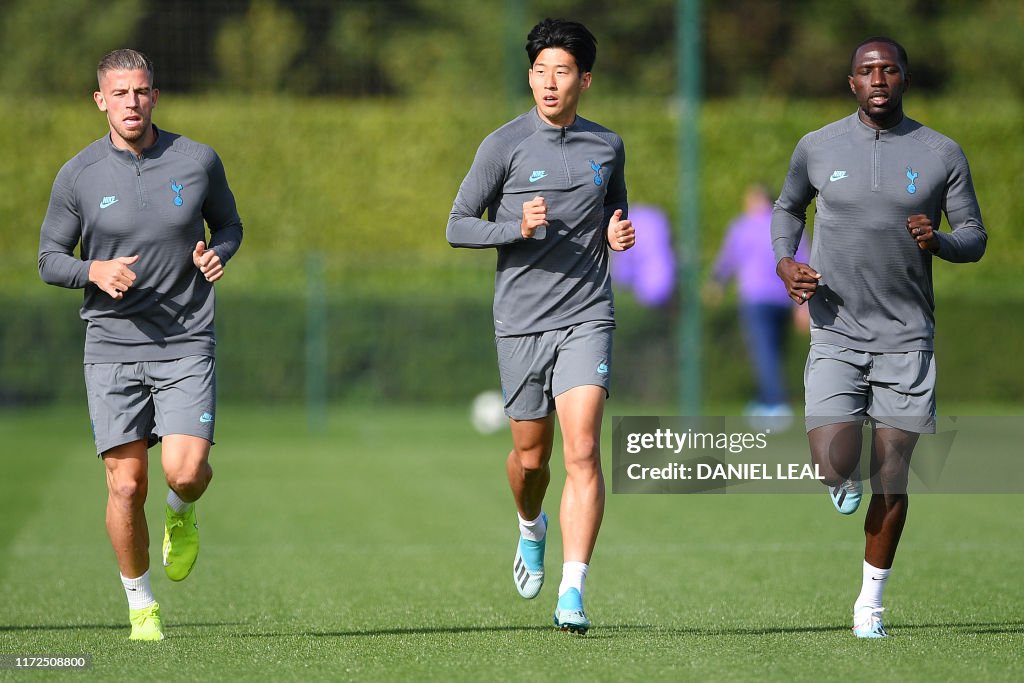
[1,403,1022,681]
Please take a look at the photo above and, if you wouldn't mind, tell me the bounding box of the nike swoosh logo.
[99,196,119,209]
[829,171,848,182]
[529,171,547,183]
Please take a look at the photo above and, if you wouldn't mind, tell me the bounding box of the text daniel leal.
[627,462,824,480]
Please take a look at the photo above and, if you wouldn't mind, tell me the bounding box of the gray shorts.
[496,320,614,421]
[804,343,936,434]
[84,355,217,455]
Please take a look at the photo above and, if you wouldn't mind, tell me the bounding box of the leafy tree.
[214,0,306,93]
[6,0,1019,99]
[0,0,143,94]
[332,0,503,99]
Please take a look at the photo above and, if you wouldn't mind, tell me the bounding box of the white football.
[470,390,508,434]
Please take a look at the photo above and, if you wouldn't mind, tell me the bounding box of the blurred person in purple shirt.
[710,184,808,420]
[610,204,675,308]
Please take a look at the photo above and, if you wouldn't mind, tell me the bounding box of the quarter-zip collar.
[105,125,167,208]
[851,113,914,192]
[852,112,913,138]
[531,106,580,133]
[530,107,578,186]
[106,124,166,165]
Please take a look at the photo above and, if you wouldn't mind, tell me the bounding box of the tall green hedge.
[3,95,1019,293]
[4,96,1019,407]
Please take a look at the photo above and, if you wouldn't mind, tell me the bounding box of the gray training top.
[38,127,243,363]
[447,107,627,337]
[771,113,986,352]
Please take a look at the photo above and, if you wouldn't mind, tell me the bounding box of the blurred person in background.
[610,203,675,309]
[38,49,243,641]
[708,183,808,427]
[447,18,632,635]
[772,37,985,638]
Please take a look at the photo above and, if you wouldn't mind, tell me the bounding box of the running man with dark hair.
[447,18,633,634]
[772,37,986,638]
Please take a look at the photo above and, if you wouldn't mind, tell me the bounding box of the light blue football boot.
[553,588,590,635]
[512,512,547,599]
[829,478,863,515]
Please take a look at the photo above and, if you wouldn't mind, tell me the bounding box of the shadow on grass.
[240,625,555,638]
[240,620,1024,638]
[0,622,243,632]
[673,621,1024,637]
[4,620,1021,637]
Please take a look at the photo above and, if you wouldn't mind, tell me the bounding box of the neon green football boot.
[162,503,199,581]
[128,602,164,641]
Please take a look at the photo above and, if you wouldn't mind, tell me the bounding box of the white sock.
[121,570,156,610]
[854,560,891,611]
[558,561,589,597]
[167,489,191,514]
[517,512,546,542]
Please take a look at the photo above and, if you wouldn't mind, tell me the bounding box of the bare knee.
[564,435,600,475]
[165,461,213,496]
[513,447,550,477]
[870,428,916,494]
[809,422,862,485]
[870,459,909,495]
[107,472,148,510]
